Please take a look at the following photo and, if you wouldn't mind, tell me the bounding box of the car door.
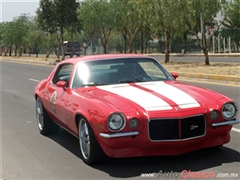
[46,63,74,127]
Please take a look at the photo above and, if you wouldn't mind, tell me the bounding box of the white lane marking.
[98,84,172,111]
[232,127,240,133]
[28,78,39,82]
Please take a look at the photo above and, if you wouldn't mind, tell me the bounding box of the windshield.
[71,58,174,88]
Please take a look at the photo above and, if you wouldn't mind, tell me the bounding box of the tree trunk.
[46,46,53,58]
[165,32,170,63]
[71,31,75,58]
[19,47,23,56]
[121,29,127,53]
[0,46,2,55]
[4,48,9,56]
[103,43,107,54]
[140,29,144,54]
[15,46,18,56]
[36,46,39,57]
[129,40,133,53]
[9,46,12,56]
[84,47,87,55]
[61,28,65,60]
[28,48,32,57]
[204,49,210,65]
[55,35,61,58]
[183,33,187,54]
[145,40,148,54]
[124,37,127,53]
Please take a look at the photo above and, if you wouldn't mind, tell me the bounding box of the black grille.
[149,115,205,141]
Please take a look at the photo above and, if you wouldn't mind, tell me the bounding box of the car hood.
[78,81,227,112]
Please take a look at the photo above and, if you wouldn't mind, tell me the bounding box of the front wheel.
[78,117,106,164]
[36,97,59,135]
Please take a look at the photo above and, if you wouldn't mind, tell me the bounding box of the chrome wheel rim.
[79,119,90,160]
[36,98,44,131]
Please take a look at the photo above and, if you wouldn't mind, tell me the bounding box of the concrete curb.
[3,58,57,66]
[2,58,239,83]
[147,53,240,58]
[178,72,240,82]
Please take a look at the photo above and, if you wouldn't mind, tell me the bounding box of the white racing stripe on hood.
[139,81,200,108]
[98,84,172,111]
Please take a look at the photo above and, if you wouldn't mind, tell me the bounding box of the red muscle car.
[34,54,240,165]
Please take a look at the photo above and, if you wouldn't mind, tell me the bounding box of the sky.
[0,0,40,22]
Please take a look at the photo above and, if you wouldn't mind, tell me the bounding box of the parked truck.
[63,41,82,57]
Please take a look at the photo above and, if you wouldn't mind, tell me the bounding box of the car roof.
[59,54,153,65]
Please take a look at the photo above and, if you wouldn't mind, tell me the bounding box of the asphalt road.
[1,61,240,180]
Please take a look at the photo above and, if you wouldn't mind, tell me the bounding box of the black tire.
[78,117,106,164]
[212,145,223,150]
[36,97,59,135]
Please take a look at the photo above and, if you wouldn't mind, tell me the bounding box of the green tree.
[54,0,80,59]
[184,0,222,65]
[80,0,120,54]
[174,0,194,54]
[25,17,48,57]
[221,0,240,52]
[37,0,59,58]
[1,17,30,56]
[1,22,14,56]
[65,19,82,57]
[11,17,30,56]
[0,22,4,55]
[113,0,143,53]
[147,0,182,63]
[78,1,97,55]
[37,0,79,60]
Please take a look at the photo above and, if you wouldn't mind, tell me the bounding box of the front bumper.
[99,119,240,139]
[212,119,240,127]
[100,131,139,138]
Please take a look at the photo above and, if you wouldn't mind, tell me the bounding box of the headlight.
[222,103,238,120]
[108,113,125,131]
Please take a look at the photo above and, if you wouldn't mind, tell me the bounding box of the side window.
[52,63,73,87]
[139,61,166,79]
[74,42,80,47]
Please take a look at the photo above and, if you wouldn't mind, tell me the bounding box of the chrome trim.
[212,119,240,127]
[99,131,139,138]
[53,122,78,138]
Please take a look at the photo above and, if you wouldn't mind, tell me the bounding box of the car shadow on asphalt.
[48,128,240,178]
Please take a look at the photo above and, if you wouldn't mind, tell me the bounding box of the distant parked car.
[63,41,81,57]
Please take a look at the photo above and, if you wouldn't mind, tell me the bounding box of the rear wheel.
[78,117,106,164]
[36,97,59,135]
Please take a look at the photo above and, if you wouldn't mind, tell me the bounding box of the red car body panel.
[34,54,239,158]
